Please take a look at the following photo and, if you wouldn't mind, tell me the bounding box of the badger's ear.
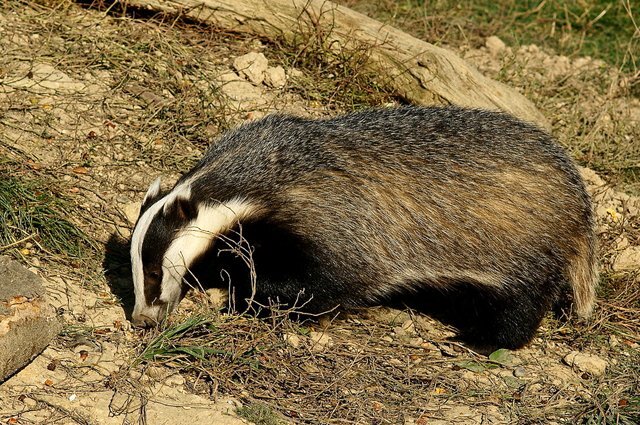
[141,177,163,211]
[163,186,196,222]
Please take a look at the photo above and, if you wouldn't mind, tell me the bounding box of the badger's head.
[130,177,255,327]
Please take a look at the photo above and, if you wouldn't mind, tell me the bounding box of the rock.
[165,373,185,388]
[612,246,640,272]
[563,351,608,376]
[579,165,602,185]
[613,235,630,251]
[233,52,269,85]
[121,201,141,225]
[513,366,526,377]
[0,256,61,383]
[420,341,438,351]
[6,63,85,94]
[264,66,286,88]
[393,319,416,336]
[34,390,249,425]
[309,331,333,352]
[283,332,301,348]
[287,68,304,79]
[219,80,265,103]
[485,36,506,56]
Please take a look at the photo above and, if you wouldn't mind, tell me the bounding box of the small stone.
[513,366,526,377]
[612,246,640,272]
[165,374,185,387]
[613,235,630,251]
[563,351,608,376]
[122,201,141,225]
[264,66,286,88]
[219,80,264,102]
[283,332,301,348]
[233,52,269,85]
[146,365,169,380]
[380,335,393,343]
[309,331,333,352]
[609,335,619,348]
[287,68,304,79]
[420,341,438,351]
[387,358,403,367]
[485,36,506,56]
[408,337,424,347]
[579,167,606,187]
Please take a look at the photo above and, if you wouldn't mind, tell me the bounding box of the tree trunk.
[122,0,549,127]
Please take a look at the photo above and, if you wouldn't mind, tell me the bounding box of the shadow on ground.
[103,233,135,320]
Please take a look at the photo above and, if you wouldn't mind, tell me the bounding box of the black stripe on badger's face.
[140,210,178,307]
[142,193,199,307]
[130,180,258,327]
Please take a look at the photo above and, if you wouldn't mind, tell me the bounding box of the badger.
[130,106,598,350]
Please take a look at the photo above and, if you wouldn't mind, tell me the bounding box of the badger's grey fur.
[130,106,598,350]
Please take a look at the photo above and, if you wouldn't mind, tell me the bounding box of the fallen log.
[118,0,548,127]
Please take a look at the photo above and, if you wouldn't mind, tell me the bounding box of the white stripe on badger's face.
[131,187,257,326]
[160,198,256,305]
[130,184,189,325]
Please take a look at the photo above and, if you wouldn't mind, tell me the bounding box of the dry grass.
[0,0,639,424]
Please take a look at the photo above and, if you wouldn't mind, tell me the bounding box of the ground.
[0,1,638,424]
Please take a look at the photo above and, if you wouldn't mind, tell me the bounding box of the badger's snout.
[131,302,170,328]
[131,313,157,328]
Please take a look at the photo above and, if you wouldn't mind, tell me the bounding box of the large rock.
[0,256,60,383]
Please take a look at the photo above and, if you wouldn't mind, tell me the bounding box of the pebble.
[513,366,526,377]
[233,52,269,85]
[287,68,304,79]
[283,332,301,348]
[563,351,608,377]
[122,201,141,225]
[309,331,333,352]
[264,66,286,88]
[612,246,640,272]
[485,36,506,56]
[165,374,185,387]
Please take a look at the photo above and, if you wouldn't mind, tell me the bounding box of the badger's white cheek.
[160,266,187,310]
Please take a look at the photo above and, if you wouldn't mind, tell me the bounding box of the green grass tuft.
[340,0,638,72]
[0,158,92,259]
[236,403,284,425]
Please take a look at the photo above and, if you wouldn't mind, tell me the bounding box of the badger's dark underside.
[186,217,569,350]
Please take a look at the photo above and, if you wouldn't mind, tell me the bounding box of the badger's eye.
[147,270,161,280]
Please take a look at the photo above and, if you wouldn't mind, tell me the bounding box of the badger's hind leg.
[399,275,565,351]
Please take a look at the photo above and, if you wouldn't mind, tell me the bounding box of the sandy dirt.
[0,2,638,424]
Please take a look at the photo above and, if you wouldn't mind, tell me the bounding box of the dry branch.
[119,0,549,127]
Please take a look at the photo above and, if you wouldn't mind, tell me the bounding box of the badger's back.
[182,106,597,349]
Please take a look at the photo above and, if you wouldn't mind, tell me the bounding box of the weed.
[236,403,284,425]
[339,0,638,72]
[0,158,92,259]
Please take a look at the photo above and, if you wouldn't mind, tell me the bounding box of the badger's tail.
[567,231,599,318]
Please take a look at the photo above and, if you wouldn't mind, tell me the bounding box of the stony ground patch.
[0,1,638,424]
